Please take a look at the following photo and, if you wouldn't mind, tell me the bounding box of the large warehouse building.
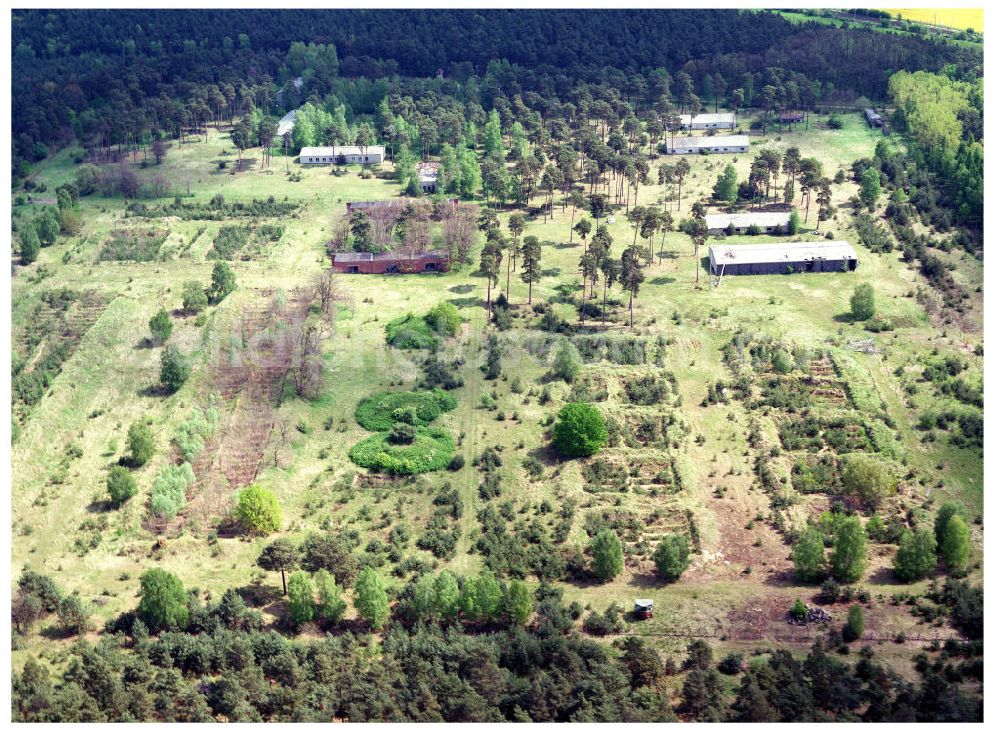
[708,241,859,276]
[665,135,749,155]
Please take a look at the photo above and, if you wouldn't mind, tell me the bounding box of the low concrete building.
[708,241,858,276]
[332,249,450,274]
[706,211,792,235]
[300,145,386,165]
[665,135,749,155]
[679,112,736,130]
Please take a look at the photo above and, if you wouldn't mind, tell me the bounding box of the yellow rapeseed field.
[886,8,983,32]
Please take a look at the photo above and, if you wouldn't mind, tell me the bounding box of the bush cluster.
[349,427,455,475]
[354,389,457,431]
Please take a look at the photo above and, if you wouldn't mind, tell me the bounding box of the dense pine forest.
[10,8,983,724]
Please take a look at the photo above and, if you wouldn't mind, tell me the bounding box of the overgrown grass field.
[11,115,982,674]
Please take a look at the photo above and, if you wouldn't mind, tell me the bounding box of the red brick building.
[331,249,451,274]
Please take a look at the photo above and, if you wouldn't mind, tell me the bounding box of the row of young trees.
[793,502,972,586]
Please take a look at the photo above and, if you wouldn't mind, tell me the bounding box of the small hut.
[634,599,654,619]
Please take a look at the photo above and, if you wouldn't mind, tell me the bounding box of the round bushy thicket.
[127,422,156,467]
[552,402,607,458]
[425,302,462,336]
[107,466,137,506]
[160,344,191,393]
[349,427,454,475]
[234,484,282,536]
[840,453,897,509]
[355,389,457,431]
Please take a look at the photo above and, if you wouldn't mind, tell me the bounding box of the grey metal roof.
[709,241,858,266]
[668,135,749,149]
[706,211,792,230]
[679,112,736,126]
[333,249,448,263]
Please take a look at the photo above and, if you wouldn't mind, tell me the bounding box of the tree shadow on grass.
[525,443,561,468]
[833,312,859,323]
[447,296,482,309]
[541,268,562,277]
[448,283,476,294]
[138,384,171,398]
[86,499,114,514]
[649,276,676,285]
[553,241,579,250]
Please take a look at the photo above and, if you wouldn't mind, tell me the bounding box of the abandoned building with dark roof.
[708,241,859,276]
[331,249,451,274]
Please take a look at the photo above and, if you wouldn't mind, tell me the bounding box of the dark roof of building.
[333,249,449,263]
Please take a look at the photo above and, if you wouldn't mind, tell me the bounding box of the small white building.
[706,211,792,235]
[679,112,737,130]
[665,135,749,155]
[299,145,386,165]
[417,161,439,193]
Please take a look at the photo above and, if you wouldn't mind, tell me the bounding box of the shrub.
[181,281,208,314]
[314,569,347,624]
[718,653,744,675]
[36,210,60,246]
[355,389,457,431]
[934,502,965,548]
[552,402,608,458]
[160,345,191,393]
[385,312,439,349]
[287,571,315,626]
[582,603,626,635]
[150,463,195,519]
[127,422,156,467]
[772,349,793,374]
[98,229,168,261]
[790,598,808,621]
[354,567,390,629]
[552,339,582,383]
[19,223,40,264]
[149,309,173,344]
[653,533,690,582]
[106,466,137,506]
[57,595,89,635]
[844,604,865,642]
[793,528,827,582]
[850,283,876,321]
[349,427,454,474]
[831,516,867,583]
[940,514,970,572]
[503,579,533,625]
[174,404,218,462]
[208,261,236,303]
[137,568,188,631]
[448,454,466,471]
[387,422,417,444]
[840,453,897,509]
[590,528,623,581]
[234,485,282,536]
[424,302,462,336]
[894,528,937,582]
